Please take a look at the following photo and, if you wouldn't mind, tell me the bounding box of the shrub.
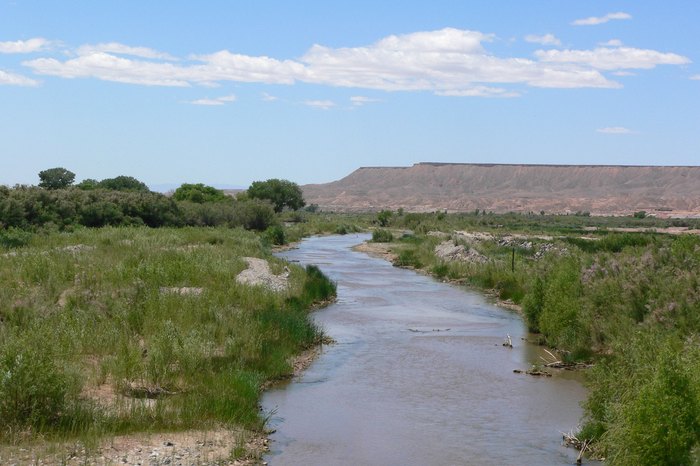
[173,183,228,203]
[0,341,77,427]
[432,263,449,278]
[376,210,393,227]
[372,229,393,243]
[264,225,286,245]
[0,227,32,248]
[522,276,545,331]
[234,199,276,231]
[395,248,422,268]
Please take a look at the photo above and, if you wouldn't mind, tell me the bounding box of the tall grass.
[0,226,335,442]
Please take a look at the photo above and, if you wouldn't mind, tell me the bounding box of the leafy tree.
[173,183,227,203]
[98,176,149,192]
[76,178,99,190]
[377,210,393,227]
[38,167,75,190]
[247,179,305,213]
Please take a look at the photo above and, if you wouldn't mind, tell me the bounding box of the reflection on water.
[263,234,587,465]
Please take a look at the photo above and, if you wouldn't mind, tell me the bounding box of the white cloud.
[298,28,615,90]
[304,100,335,110]
[436,86,520,98]
[0,69,39,86]
[597,126,635,134]
[600,39,623,47]
[573,12,632,26]
[261,92,278,101]
[21,28,690,96]
[188,94,236,105]
[0,37,50,54]
[350,96,381,106]
[524,34,561,46]
[691,75,700,80]
[24,53,193,86]
[612,71,635,76]
[535,47,690,70]
[77,42,177,61]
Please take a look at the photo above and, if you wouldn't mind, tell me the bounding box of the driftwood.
[121,381,178,399]
[540,348,593,370]
[562,430,593,464]
[513,366,552,377]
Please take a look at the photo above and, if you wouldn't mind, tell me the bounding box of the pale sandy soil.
[0,429,268,465]
[351,241,397,262]
[235,257,289,292]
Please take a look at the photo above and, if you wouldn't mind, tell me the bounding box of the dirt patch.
[0,428,267,465]
[235,257,289,293]
[352,242,397,262]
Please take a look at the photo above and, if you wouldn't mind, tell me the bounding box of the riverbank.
[353,239,523,315]
[0,227,336,465]
[0,428,268,465]
[353,218,700,462]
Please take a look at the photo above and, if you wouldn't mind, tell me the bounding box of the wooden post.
[511,247,515,272]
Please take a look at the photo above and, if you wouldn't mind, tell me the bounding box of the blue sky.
[1,1,698,189]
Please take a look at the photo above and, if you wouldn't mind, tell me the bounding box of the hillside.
[303,163,700,216]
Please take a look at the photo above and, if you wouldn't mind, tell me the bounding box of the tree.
[172,183,227,203]
[38,167,75,190]
[247,179,305,213]
[98,176,149,192]
[76,179,99,190]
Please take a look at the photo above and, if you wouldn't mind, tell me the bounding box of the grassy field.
[0,226,335,459]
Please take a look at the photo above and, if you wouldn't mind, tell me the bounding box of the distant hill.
[302,163,700,217]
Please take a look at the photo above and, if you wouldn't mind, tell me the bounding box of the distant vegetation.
[0,169,310,235]
[247,178,305,213]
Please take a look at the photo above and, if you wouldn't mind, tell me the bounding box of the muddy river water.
[263,234,587,465]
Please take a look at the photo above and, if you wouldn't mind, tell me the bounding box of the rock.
[434,241,488,264]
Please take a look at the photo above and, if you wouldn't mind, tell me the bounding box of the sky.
[1,1,699,190]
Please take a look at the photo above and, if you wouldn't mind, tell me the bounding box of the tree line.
[1,167,305,235]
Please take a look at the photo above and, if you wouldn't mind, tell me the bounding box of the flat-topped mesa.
[302,163,700,217]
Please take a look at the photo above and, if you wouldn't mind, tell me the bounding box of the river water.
[263,234,587,465]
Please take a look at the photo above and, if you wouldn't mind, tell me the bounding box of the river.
[263,234,587,465]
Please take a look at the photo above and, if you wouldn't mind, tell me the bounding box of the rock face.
[303,163,700,216]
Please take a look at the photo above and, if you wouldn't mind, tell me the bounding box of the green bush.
[372,229,393,242]
[432,263,449,278]
[537,257,589,357]
[0,341,78,428]
[522,276,545,331]
[0,227,32,248]
[395,248,422,268]
[234,198,276,231]
[264,225,286,245]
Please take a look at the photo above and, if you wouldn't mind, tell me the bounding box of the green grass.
[0,226,335,443]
